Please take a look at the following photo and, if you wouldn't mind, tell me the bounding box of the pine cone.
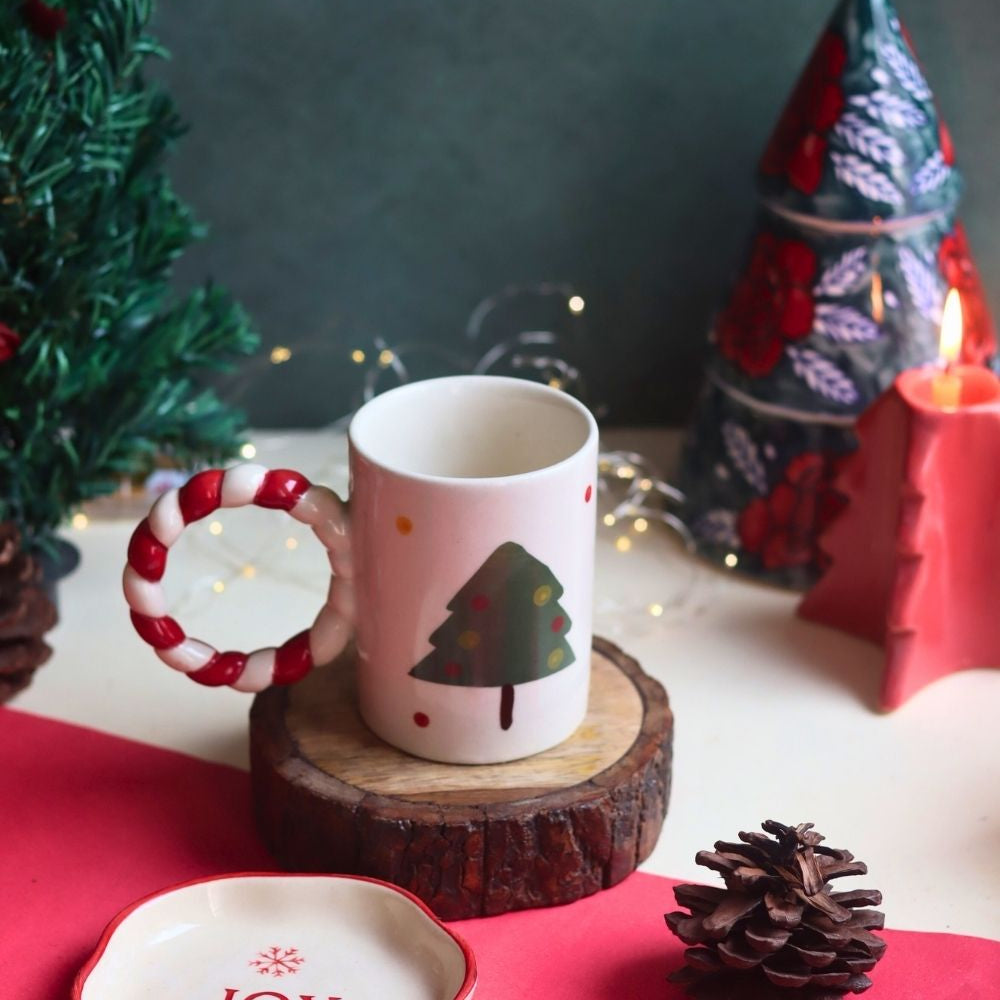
[0,522,57,702]
[666,821,886,1000]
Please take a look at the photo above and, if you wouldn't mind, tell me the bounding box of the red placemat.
[1,707,997,999]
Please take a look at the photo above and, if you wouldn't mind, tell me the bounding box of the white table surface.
[15,428,1000,941]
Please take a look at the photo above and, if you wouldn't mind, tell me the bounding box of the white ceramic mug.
[124,375,599,764]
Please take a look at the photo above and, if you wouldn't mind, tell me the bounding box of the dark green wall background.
[151,0,1000,426]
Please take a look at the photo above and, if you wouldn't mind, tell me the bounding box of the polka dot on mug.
[396,515,413,535]
[457,629,480,650]
[413,712,430,727]
[585,484,593,503]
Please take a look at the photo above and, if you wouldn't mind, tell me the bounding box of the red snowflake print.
[717,233,818,377]
[938,224,996,365]
[250,946,306,978]
[760,31,847,194]
[738,452,845,571]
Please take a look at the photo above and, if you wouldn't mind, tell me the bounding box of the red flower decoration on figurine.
[717,233,818,377]
[738,452,845,570]
[938,118,956,168]
[21,0,67,40]
[938,224,997,365]
[0,324,21,364]
[760,32,847,194]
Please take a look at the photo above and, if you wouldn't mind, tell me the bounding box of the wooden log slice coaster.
[250,636,672,920]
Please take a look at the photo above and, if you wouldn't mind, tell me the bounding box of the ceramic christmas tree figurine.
[410,542,575,730]
[678,0,994,587]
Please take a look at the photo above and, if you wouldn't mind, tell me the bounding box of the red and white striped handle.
[123,464,353,692]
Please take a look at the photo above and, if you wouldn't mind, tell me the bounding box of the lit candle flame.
[939,288,963,367]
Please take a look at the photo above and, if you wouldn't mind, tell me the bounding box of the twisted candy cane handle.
[123,465,353,692]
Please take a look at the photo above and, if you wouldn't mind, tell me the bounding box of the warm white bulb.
[634,517,649,533]
[285,537,299,550]
[240,443,257,459]
[208,520,223,536]
[568,295,585,314]
[71,512,89,530]
[602,513,616,527]
[378,349,395,367]
[212,580,225,593]
[648,603,664,618]
[269,345,292,364]
[615,536,632,553]
[351,348,366,364]
[724,552,738,568]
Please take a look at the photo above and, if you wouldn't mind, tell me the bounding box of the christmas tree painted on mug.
[409,542,574,730]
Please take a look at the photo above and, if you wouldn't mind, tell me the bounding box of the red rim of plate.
[72,871,478,1000]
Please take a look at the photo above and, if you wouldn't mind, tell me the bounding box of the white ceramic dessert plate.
[74,872,476,1000]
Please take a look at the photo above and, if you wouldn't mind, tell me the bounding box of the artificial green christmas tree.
[0,0,257,551]
[410,541,575,730]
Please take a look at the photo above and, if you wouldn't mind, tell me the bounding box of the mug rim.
[348,375,598,486]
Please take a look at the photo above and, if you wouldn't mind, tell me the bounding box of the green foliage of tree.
[0,0,258,549]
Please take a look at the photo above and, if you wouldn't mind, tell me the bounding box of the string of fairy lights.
[78,284,704,625]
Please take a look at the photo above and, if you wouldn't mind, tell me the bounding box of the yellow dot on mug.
[457,630,480,650]
[533,585,552,606]
[396,515,413,535]
[547,648,564,670]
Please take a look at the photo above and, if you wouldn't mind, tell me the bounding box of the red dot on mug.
[551,615,565,633]
[470,593,490,611]
[585,484,593,503]
[413,712,430,728]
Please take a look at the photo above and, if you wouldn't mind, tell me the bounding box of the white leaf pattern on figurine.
[721,422,767,495]
[694,509,739,548]
[830,152,904,206]
[814,303,881,343]
[898,246,943,321]
[849,89,926,129]
[813,247,869,297]
[833,112,905,166]
[786,346,860,405]
[878,40,932,100]
[911,150,951,195]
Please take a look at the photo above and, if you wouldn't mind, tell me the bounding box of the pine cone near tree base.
[0,522,57,703]
[666,821,885,1000]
